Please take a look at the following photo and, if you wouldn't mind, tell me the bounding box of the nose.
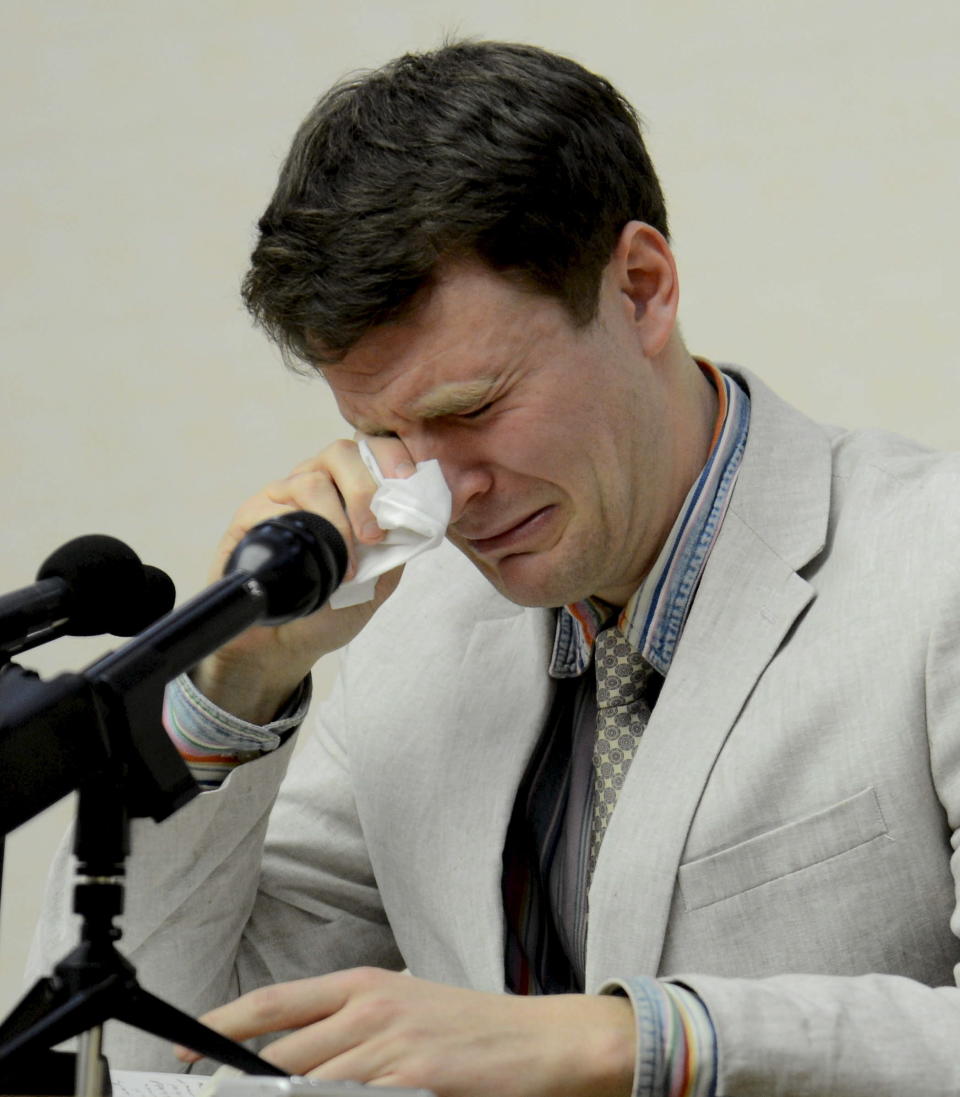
[445,465,495,524]
[404,427,493,524]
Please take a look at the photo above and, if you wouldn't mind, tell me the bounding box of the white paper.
[110,1070,212,1097]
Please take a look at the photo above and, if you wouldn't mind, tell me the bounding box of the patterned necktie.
[589,626,658,878]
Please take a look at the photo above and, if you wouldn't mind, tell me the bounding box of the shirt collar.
[550,360,751,679]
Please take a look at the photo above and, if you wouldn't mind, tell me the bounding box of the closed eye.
[460,401,496,420]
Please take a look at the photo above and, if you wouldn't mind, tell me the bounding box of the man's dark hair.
[242,40,668,369]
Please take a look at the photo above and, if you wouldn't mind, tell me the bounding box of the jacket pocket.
[678,786,890,911]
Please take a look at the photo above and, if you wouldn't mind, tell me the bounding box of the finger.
[191,975,353,1049]
[305,1042,389,1084]
[274,976,413,1081]
[354,433,417,481]
[255,1015,372,1077]
[292,439,386,546]
[178,976,378,1068]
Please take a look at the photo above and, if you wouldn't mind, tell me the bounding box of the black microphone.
[86,511,347,691]
[0,513,346,831]
[0,536,175,652]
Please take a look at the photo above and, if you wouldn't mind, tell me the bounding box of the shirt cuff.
[599,976,717,1097]
[163,671,311,788]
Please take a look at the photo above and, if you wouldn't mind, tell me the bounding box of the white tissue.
[327,439,452,609]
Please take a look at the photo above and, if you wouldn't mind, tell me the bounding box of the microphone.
[87,511,347,691]
[0,536,176,653]
[0,512,346,832]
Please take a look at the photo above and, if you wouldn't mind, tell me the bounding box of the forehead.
[321,265,569,429]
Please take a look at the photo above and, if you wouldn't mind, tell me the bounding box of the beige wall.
[2,0,959,1018]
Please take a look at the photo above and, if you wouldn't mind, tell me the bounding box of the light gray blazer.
[29,369,960,1094]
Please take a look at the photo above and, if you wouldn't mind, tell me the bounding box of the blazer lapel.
[586,370,834,987]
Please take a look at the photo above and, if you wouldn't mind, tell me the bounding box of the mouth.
[459,505,556,557]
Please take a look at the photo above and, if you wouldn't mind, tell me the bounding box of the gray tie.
[589,626,657,877]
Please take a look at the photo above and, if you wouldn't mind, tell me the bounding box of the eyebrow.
[349,378,500,436]
[408,378,499,420]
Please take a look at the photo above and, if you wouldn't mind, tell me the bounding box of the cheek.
[485,411,586,486]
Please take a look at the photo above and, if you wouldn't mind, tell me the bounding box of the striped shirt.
[164,671,309,789]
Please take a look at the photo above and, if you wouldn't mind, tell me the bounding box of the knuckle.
[244,983,289,1027]
[381,1041,447,1091]
[273,469,323,495]
[350,995,393,1030]
[394,1053,435,1086]
[326,438,360,463]
[262,482,298,507]
[343,969,403,1027]
[344,965,386,990]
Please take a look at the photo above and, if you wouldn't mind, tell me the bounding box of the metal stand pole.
[76,1025,104,1097]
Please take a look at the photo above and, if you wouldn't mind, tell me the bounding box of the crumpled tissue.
[328,439,452,609]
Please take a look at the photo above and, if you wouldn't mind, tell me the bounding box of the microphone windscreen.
[111,564,177,635]
[37,534,146,636]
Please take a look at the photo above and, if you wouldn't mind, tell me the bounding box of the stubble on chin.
[453,525,613,610]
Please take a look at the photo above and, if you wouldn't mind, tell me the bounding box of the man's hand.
[193,436,415,724]
[178,968,635,1097]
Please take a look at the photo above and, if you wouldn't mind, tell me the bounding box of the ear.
[609,221,679,357]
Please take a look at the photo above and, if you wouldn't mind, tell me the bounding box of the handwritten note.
[110,1070,212,1097]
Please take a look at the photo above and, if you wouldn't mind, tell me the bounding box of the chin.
[452,534,596,608]
[486,557,594,609]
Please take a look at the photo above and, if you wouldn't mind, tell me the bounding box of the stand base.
[0,940,285,1083]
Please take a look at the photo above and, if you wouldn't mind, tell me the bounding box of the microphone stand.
[0,513,346,1094]
[0,775,284,1094]
[0,658,285,1094]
